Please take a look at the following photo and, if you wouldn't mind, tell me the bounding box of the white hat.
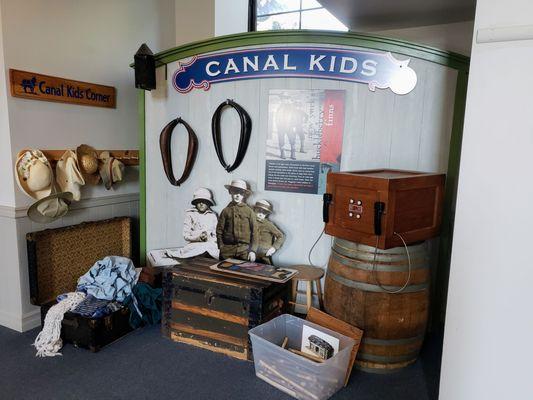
[224,179,251,194]
[15,150,53,200]
[254,199,273,214]
[98,151,124,190]
[56,150,85,201]
[27,192,73,223]
[191,187,215,206]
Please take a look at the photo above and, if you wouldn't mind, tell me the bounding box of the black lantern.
[134,43,156,91]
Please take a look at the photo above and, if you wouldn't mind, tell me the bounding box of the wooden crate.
[324,169,445,249]
[162,257,290,360]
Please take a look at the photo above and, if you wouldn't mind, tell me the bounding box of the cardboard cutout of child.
[170,187,219,259]
[253,200,285,265]
[216,179,259,261]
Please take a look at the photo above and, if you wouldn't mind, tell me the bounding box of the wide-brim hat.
[224,179,251,194]
[76,144,101,185]
[191,187,215,206]
[27,192,73,223]
[15,150,54,200]
[56,150,85,201]
[254,200,273,214]
[98,151,124,190]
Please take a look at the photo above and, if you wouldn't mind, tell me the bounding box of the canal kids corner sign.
[9,69,116,108]
[173,46,418,95]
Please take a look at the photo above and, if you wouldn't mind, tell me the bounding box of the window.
[251,0,348,32]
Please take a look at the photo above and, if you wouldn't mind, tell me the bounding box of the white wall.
[440,0,533,399]
[0,5,14,206]
[215,0,248,36]
[1,0,175,207]
[374,21,475,56]
[0,0,175,331]
[175,0,214,46]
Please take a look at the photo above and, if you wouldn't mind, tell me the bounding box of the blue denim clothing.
[77,256,138,302]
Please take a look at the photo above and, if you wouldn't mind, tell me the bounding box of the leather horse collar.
[159,117,198,186]
[211,99,252,173]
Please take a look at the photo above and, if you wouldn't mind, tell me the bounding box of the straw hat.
[15,150,54,200]
[224,179,251,194]
[56,150,85,201]
[76,144,101,185]
[98,151,124,190]
[27,192,73,223]
[254,199,273,214]
[191,187,215,206]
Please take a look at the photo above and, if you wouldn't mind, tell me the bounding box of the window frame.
[249,0,340,32]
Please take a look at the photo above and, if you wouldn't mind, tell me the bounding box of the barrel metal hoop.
[331,250,428,272]
[362,335,425,346]
[327,271,428,293]
[357,351,420,363]
[333,238,427,261]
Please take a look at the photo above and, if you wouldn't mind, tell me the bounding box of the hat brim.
[27,192,73,223]
[224,184,251,194]
[191,198,214,207]
[254,205,272,214]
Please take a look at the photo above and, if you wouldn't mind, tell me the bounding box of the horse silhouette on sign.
[21,77,37,94]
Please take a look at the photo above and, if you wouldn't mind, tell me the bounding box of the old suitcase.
[27,217,135,352]
[324,169,445,249]
[162,257,290,361]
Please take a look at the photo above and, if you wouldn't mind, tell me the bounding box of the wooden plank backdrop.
[144,44,458,284]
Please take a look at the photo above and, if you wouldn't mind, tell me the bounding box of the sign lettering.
[173,47,417,95]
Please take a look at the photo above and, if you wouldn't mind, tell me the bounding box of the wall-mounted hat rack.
[17,149,139,166]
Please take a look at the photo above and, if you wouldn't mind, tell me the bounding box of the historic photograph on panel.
[265,89,345,194]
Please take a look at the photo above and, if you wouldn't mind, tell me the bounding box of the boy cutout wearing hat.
[254,200,285,265]
[170,187,219,259]
[216,179,259,262]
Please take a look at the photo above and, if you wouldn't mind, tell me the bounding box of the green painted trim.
[434,70,469,327]
[130,30,469,72]
[138,89,146,264]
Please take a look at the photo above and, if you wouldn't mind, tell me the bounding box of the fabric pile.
[34,256,162,357]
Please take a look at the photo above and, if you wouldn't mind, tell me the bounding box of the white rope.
[33,292,86,357]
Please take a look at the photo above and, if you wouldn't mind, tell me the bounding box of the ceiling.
[319,0,477,31]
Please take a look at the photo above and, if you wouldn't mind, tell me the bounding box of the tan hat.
[98,151,124,190]
[191,187,215,206]
[76,144,101,185]
[224,179,251,194]
[254,199,273,214]
[15,150,53,200]
[56,150,85,201]
[27,192,73,223]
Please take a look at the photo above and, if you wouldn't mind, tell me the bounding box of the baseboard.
[0,308,40,332]
[21,309,41,332]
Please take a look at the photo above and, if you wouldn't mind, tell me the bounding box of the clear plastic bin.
[249,314,355,400]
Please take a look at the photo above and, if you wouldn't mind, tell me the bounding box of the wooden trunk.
[162,257,290,361]
[324,238,430,373]
[325,169,445,249]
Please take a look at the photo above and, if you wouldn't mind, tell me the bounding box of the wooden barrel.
[324,238,430,373]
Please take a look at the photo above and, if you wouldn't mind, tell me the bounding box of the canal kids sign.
[173,47,417,95]
[9,69,116,108]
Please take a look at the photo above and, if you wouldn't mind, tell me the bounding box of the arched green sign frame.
[136,30,469,324]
